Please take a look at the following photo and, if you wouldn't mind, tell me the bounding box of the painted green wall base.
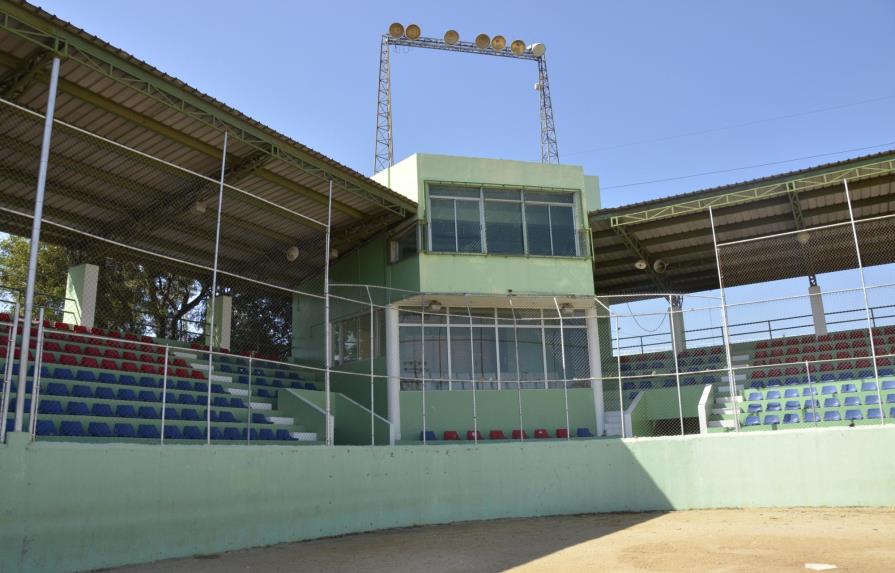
[2,426,895,572]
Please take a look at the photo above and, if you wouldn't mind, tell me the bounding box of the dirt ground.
[105,508,895,573]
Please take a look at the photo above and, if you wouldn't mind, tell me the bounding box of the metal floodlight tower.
[374,24,559,173]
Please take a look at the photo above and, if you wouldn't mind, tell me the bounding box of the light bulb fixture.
[560,303,575,317]
[634,259,648,270]
[796,231,811,245]
[190,200,207,215]
[285,246,300,262]
[426,300,443,313]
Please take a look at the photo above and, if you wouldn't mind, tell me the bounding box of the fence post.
[28,308,45,439]
[509,298,522,447]
[160,346,169,445]
[420,307,427,444]
[0,302,20,443]
[466,301,478,444]
[805,360,818,428]
[247,353,253,444]
[553,297,571,440]
[15,57,61,433]
[323,179,334,446]
[708,206,740,432]
[669,295,684,436]
[205,131,228,445]
[366,286,375,446]
[614,314,625,438]
[842,179,885,423]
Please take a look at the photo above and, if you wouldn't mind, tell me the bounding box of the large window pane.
[526,204,551,255]
[423,325,449,388]
[516,327,545,381]
[497,326,518,383]
[399,325,422,381]
[544,328,564,382]
[563,328,590,380]
[473,326,498,381]
[430,198,456,252]
[485,201,524,254]
[450,327,472,382]
[550,205,577,256]
[456,200,482,253]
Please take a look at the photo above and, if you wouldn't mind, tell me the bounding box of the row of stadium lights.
[388,23,546,57]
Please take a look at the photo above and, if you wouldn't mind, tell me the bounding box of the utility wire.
[602,142,895,190]
[565,94,895,157]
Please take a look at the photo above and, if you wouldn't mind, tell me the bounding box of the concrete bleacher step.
[708,419,736,429]
[292,431,317,441]
[267,416,294,425]
[250,401,272,411]
[172,350,198,360]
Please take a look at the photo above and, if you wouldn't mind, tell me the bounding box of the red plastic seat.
[191,370,205,380]
[754,351,768,359]
[786,348,800,356]
[443,430,460,441]
[139,353,154,363]
[104,349,120,359]
[770,339,784,348]
[64,343,81,354]
[836,352,850,359]
[0,312,10,323]
[849,330,864,339]
[42,352,56,364]
[121,362,137,372]
[73,325,88,334]
[58,354,76,365]
[751,370,766,380]
[855,359,871,368]
[755,341,769,349]
[101,359,118,370]
[770,349,784,357]
[85,346,101,356]
[803,345,816,353]
[123,332,138,341]
[489,430,506,440]
[53,321,70,331]
[44,341,61,352]
[123,351,138,361]
[533,428,549,439]
[123,342,138,351]
[466,430,483,441]
[511,429,528,440]
[555,428,570,439]
[90,327,105,336]
[80,356,99,368]
[175,368,189,378]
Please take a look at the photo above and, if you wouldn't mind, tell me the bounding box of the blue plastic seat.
[820,374,835,382]
[243,428,259,440]
[766,402,781,412]
[891,407,895,418]
[866,395,879,405]
[35,420,56,436]
[175,380,192,391]
[844,396,861,407]
[163,407,179,420]
[75,370,97,382]
[179,393,196,405]
[211,384,224,394]
[138,406,159,419]
[52,368,74,380]
[87,402,113,417]
[857,370,872,379]
[117,388,137,401]
[119,375,137,386]
[98,372,117,384]
[881,380,895,389]
[138,390,157,402]
[766,390,781,400]
[212,397,229,407]
[783,389,799,398]
[59,420,85,436]
[845,409,863,421]
[763,414,780,425]
[272,380,284,388]
[139,377,159,388]
[182,425,203,440]
[95,387,115,400]
[275,429,293,441]
[218,411,237,423]
[229,398,246,409]
[784,377,801,386]
[223,427,241,440]
[210,427,223,440]
[802,387,818,396]
[861,381,878,392]
[837,373,852,381]
[804,399,820,409]
[420,430,437,441]
[135,424,159,439]
[256,388,271,398]
[784,401,800,410]
[783,413,800,424]
[748,392,762,401]
[575,427,594,438]
[747,403,762,413]
[767,379,782,387]
[38,399,64,415]
[255,377,268,386]
[841,383,857,393]
[867,408,882,419]
[258,428,275,440]
[181,409,200,421]
[888,394,895,403]
[163,425,182,440]
[821,385,837,395]
[252,413,270,424]
[70,385,92,399]
[115,404,138,418]
[291,381,303,389]
[804,412,819,423]
[46,382,69,396]
[824,411,841,422]
[88,422,112,437]
[824,398,840,408]
[305,383,317,391]
[66,401,89,416]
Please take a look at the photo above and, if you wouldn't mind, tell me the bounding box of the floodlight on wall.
[444,29,459,45]
[388,22,404,38]
[190,200,206,215]
[491,35,506,51]
[426,300,443,313]
[405,24,421,40]
[797,231,811,245]
[510,39,526,55]
[560,303,575,317]
[527,43,546,57]
[652,259,668,274]
[474,33,491,49]
[634,259,648,270]
[285,246,300,262]
[330,248,340,260]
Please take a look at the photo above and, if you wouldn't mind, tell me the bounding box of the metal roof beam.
[0,45,50,99]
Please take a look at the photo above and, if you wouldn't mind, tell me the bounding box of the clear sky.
[30,0,895,210]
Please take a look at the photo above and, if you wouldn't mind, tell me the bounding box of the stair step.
[250,401,272,410]
[268,416,294,425]
[709,419,736,428]
[292,431,317,442]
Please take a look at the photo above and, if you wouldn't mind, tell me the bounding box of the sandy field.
[104,508,895,573]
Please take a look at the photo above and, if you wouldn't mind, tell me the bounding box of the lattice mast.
[374,24,559,173]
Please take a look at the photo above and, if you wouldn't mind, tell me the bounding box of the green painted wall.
[400,388,599,440]
[629,386,705,437]
[2,426,894,572]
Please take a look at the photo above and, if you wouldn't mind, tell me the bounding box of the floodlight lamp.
[444,29,459,45]
[388,23,404,38]
[190,200,207,215]
[652,259,668,274]
[405,24,421,40]
[491,35,506,51]
[427,300,443,313]
[634,259,648,270]
[527,43,546,57]
[474,33,490,49]
[285,246,300,262]
[796,231,811,245]
[330,247,340,260]
[510,39,525,55]
[560,303,574,317]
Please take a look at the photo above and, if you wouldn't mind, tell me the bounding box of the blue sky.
[31,0,895,210]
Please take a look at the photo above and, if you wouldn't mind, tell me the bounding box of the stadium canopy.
[590,149,895,296]
[0,0,416,287]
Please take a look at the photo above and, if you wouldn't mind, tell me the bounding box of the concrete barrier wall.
[1,425,894,573]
